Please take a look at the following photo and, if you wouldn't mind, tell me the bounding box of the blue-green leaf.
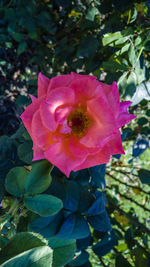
[25,160,53,195]
[138,169,150,184]
[24,194,63,217]
[1,246,53,267]
[48,237,76,267]
[5,167,28,197]
[86,7,99,21]
[93,231,117,257]
[0,232,48,264]
[87,211,111,232]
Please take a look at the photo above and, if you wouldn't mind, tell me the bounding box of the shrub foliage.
[0,0,150,266]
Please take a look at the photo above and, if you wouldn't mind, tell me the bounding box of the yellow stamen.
[67,109,91,137]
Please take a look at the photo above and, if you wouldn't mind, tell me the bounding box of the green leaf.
[118,71,128,91]
[28,32,38,40]
[93,231,117,257]
[124,71,137,98]
[0,236,8,250]
[7,22,17,34]
[11,124,26,139]
[0,60,6,65]
[137,117,148,125]
[1,246,53,267]
[131,247,148,267]
[17,41,27,55]
[118,71,137,97]
[17,141,33,164]
[131,82,150,105]
[77,36,98,58]
[25,160,53,195]
[23,130,31,141]
[48,237,76,267]
[102,32,122,46]
[16,95,29,107]
[138,169,150,184]
[116,254,132,267]
[0,232,47,264]
[129,6,138,23]
[128,44,136,67]
[0,181,5,202]
[24,194,63,217]
[127,71,137,85]
[116,243,128,252]
[5,167,28,197]
[85,7,99,21]
[134,68,145,84]
[146,109,150,116]
[115,43,130,57]
[12,33,24,42]
[0,215,12,232]
[113,37,129,46]
[69,250,89,266]
[103,61,128,72]
[135,36,143,47]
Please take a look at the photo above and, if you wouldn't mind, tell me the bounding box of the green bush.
[0,0,150,266]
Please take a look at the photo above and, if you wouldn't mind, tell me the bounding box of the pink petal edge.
[38,72,50,97]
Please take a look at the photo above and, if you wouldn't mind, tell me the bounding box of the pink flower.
[21,72,136,177]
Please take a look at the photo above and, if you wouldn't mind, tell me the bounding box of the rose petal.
[20,96,44,138]
[120,101,131,112]
[107,82,120,118]
[93,82,120,118]
[40,101,58,132]
[100,83,112,95]
[108,131,125,155]
[80,91,117,148]
[73,145,111,171]
[45,141,85,177]
[40,87,76,131]
[69,135,101,158]
[49,72,96,94]
[71,72,97,80]
[32,144,45,161]
[69,136,89,158]
[48,74,75,93]
[29,94,37,102]
[69,78,100,104]
[117,101,136,128]
[38,72,50,97]
[55,106,72,124]
[59,120,72,134]
[32,110,53,149]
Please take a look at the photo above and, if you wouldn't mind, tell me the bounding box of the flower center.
[67,109,91,137]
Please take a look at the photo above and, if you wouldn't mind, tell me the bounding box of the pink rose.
[21,72,136,177]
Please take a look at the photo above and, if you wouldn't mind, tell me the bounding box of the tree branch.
[106,188,150,236]
[99,257,107,267]
[106,172,149,195]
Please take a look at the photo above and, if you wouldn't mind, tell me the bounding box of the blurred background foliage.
[0,0,150,266]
